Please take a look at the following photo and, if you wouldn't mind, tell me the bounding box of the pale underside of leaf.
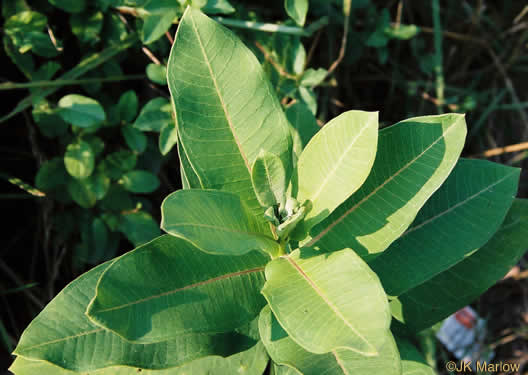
[167,8,292,223]
[261,248,391,355]
[259,305,401,375]
[306,114,466,260]
[296,110,378,230]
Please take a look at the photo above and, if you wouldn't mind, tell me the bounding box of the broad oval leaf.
[161,189,279,256]
[261,247,391,355]
[296,110,378,231]
[64,140,95,179]
[117,90,139,123]
[167,8,293,221]
[87,235,268,343]
[10,341,268,375]
[251,151,287,208]
[67,173,109,208]
[13,254,248,372]
[58,94,105,128]
[307,114,467,260]
[370,158,520,297]
[147,63,167,85]
[120,170,160,193]
[259,305,401,375]
[392,198,528,333]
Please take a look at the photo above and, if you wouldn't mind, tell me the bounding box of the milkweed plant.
[10,8,528,375]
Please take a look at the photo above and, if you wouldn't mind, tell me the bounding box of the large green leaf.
[87,235,268,343]
[10,341,268,375]
[13,256,247,372]
[177,137,202,189]
[392,198,528,333]
[261,247,391,355]
[306,114,467,260]
[370,158,519,298]
[259,305,401,375]
[167,8,293,220]
[296,110,378,231]
[161,189,279,256]
[394,336,436,375]
[272,363,299,375]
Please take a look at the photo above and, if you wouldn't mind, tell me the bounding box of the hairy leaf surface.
[251,151,287,208]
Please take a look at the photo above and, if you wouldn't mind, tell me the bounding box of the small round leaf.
[58,94,106,128]
[120,170,160,193]
[64,141,95,179]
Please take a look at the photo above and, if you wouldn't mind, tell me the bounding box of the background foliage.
[1,0,528,373]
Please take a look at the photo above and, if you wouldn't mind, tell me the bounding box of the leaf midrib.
[307,120,459,247]
[165,222,276,240]
[304,114,375,204]
[15,328,103,352]
[282,255,376,355]
[333,350,352,375]
[188,11,252,173]
[93,267,265,313]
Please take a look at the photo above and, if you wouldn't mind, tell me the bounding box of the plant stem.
[275,240,288,258]
[214,16,328,37]
[0,75,145,90]
[432,0,445,113]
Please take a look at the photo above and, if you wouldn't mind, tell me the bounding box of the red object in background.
[455,308,476,329]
